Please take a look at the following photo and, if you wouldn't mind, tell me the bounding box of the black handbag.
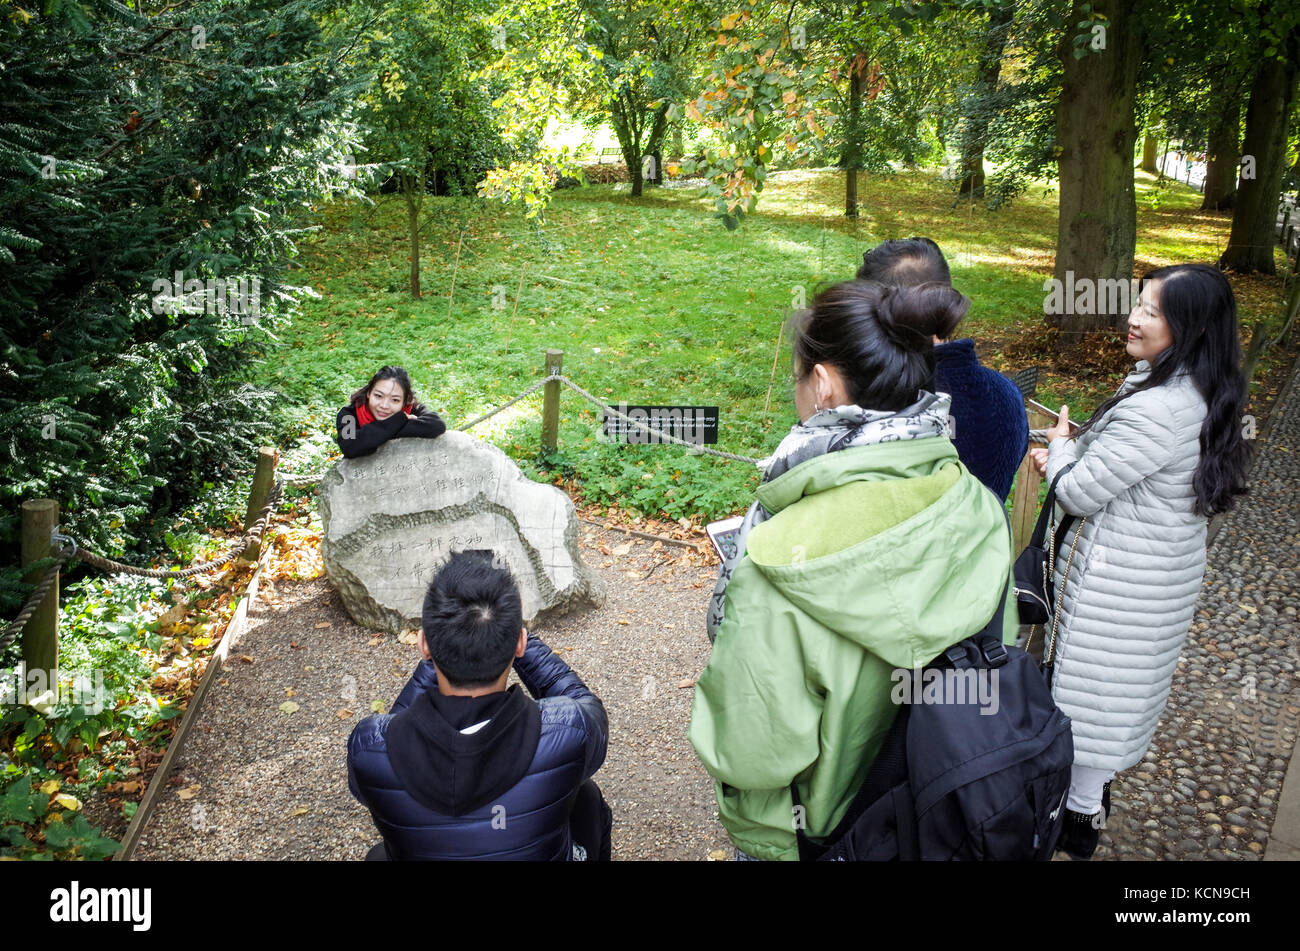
[1013,467,1084,630]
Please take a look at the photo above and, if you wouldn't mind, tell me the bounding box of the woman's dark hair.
[422,550,523,688]
[792,279,970,412]
[350,365,425,413]
[1074,264,1250,517]
[857,237,951,287]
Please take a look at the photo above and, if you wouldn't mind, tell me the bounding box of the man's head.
[857,237,951,288]
[420,550,525,691]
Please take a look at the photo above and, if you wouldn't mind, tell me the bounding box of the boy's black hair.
[857,237,952,288]
[422,550,523,688]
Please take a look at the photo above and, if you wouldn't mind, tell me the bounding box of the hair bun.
[880,283,970,346]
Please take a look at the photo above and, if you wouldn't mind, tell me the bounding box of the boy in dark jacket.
[857,238,1029,501]
[347,550,611,860]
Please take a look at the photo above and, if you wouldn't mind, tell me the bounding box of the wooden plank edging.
[113,552,268,861]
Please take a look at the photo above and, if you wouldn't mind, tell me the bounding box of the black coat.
[335,403,446,458]
[347,634,609,860]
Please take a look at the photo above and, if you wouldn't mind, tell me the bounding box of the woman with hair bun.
[336,365,447,459]
[689,279,1019,861]
[1028,264,1251,860]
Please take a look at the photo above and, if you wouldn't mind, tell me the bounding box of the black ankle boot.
[1057,808,1104,860]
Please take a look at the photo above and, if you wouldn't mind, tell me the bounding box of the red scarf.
[355,401,412,426]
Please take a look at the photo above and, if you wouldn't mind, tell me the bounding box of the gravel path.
[1092,365,1300,861]
[132,525,730,861]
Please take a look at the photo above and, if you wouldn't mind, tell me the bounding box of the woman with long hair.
[336,365,447,458]
[1028,263,1251,859]
[690,279,1019,861]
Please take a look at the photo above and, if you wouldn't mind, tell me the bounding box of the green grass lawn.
[265,166,1291,522]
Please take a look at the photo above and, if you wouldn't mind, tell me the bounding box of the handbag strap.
[1044,517,1085,667]
[1029,465,1076,550]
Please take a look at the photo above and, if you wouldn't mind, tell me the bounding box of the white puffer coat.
[1043,361,1208,772]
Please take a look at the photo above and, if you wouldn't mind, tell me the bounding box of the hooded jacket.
[689,435,1017,861]
[347,633,607,860]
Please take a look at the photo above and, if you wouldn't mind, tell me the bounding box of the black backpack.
[793,576,1074,861]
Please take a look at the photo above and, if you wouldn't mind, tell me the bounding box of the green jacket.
[688,435,1017,861]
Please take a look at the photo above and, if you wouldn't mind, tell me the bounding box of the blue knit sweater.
[933,338,1028,502]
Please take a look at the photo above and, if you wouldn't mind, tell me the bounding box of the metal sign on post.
[601,404,720,446]
[1010,367,1040,398]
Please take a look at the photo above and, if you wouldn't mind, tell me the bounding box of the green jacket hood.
[742,437,1012,669]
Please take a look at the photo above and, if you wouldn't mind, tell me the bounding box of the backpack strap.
[893,784,920,861]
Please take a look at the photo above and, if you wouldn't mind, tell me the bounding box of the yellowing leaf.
[289,807,309,817]
[284,687,297,697]
[177,785,201,801]
[279,700,300,714]
[708,849,728,861]
[191,636,212,648]
[39,779,60,795]
[53,793,82,812]
[370,699,386,713]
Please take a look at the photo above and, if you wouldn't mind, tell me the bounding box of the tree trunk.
[625,141,643,196]
[611,102,646,198]
[402,172,422,299]
[842,55,864,218]
[1219,25,1300,274]
[1200,70,1241,211]
[1140,134,1157,172]
[643,103,671,190]
[958,2,1014,197]
[1052,0,1146,337]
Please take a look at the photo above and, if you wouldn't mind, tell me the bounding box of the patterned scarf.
[706,391,952,642]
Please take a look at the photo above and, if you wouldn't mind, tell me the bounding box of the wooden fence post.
[1010,404,1062,555]
[20,498,59,683]
[240,447,279,562]
[541,349,563,455]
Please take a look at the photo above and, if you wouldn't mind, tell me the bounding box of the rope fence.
[280,362,766,491]
[3,347,1053,655]
[2,351,764,657]
[2,477,284,661]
